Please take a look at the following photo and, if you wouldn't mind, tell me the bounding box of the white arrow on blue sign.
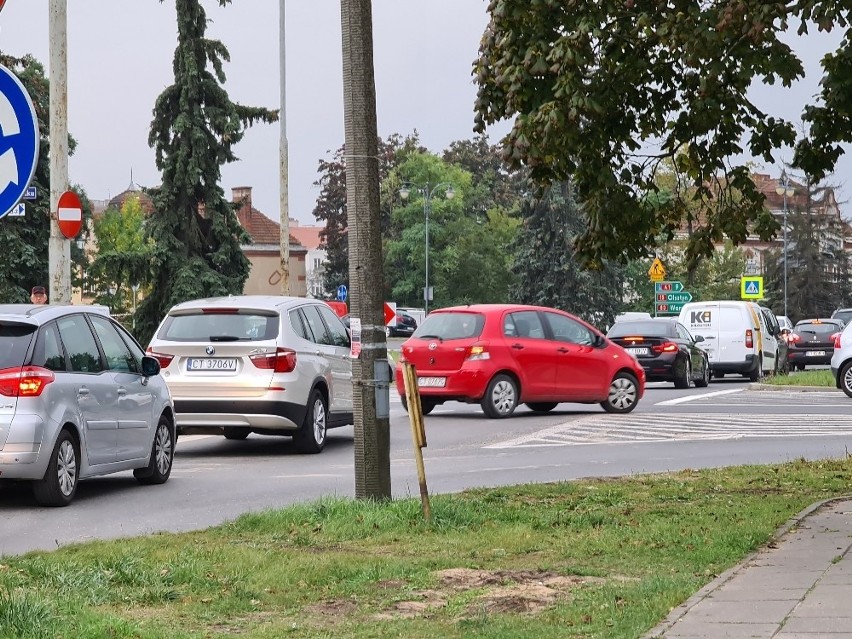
[0,65,39,220]
[336,284,348,302]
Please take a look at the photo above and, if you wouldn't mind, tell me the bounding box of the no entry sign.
[56,190,82,239]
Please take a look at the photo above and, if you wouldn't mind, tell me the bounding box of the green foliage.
[473,1,849,266]
[135,0,277,344]
[312,133,423,296]
[90,196,151,316]
[511,182,623,327]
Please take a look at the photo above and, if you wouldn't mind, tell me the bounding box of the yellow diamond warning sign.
[648,258,666,282]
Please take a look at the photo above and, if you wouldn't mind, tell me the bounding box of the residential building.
[288,220,327,298]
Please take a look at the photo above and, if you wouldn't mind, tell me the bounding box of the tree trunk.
[340,0,391,499]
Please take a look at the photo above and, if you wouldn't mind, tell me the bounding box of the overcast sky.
[0,1,848,225]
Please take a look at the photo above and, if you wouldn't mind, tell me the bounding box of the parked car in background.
[395,304,645,418]
[607,317,710,388]
[148,296,354,453]
[776,315,793,333]
[0,305,174,506]
[388,312,417,338]
[787,319,844,370]
[831,322,852,397]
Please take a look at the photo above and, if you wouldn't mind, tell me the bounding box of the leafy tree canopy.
[473,1,849,267]
[135,0,277,344]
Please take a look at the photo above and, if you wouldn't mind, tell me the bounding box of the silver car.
[0,305,175,506]
[147,296,353,453]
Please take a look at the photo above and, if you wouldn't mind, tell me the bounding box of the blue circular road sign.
[336,284,348,302]
[0,64,39,220]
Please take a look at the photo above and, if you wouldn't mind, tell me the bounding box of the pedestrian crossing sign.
[741,276,763,299]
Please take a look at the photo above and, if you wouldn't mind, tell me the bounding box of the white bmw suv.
[147,296,353,453]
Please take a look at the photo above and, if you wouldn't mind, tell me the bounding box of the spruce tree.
[511,182,623,328]
[136,0,276,342]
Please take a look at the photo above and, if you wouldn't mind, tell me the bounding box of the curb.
[748,383,839,392]
[642,496,852,638]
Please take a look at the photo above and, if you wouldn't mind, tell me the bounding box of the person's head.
[30,286,47,304]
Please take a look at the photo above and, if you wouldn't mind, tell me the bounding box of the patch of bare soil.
[374,590,448,620]
[304,598,358,619]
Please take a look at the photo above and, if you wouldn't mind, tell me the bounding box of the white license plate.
[626,347,649,356]
[805,351,826,357]
[187,358,238,371]
[418,376,446,388]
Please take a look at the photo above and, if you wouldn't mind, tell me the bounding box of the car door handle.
[77,387,90,397]
[557,347,571,353]
[117,388,127,396]
[511,343,524,350]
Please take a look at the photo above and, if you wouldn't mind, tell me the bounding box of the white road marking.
[655,388,745,405]
[485,413,852,448]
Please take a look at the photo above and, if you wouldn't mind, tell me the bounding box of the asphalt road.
[2,374,851,557]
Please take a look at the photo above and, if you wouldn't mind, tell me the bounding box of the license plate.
[805,351,826,357]
[418,376,446,388]
[186,358,238,371]
[626,347,649,356]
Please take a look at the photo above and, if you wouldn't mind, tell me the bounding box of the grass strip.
[1,458,851,638]
[763,369,835,387]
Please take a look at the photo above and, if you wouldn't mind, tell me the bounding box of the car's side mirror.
[694,335,705,343]
[141,355,161,377]
[593,333,606,347]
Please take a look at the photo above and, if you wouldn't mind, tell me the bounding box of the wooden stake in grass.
[402,362,431,521]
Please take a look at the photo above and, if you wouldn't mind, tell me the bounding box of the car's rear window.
[607,321,673,338]
[158,312,279,342]
[795,322,843,335]
[832,310,852,325]
[413,312,485,340]
[0,322,36,368]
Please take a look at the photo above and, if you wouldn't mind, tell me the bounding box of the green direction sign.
[658,292,693,303]
[656,301,686,315]
[654,280,684,293]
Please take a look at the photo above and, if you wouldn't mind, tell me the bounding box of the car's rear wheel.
[223,428,250,440]
[400,395,436,415]
[673,357,691,389]
[526,402,558,413]
[748,357,762,382]
[601,372,639,414]
[839,362,852,398]
[134,416,174,485]
[481,374,518,418]
[33,429,78,507]
[694,358,710,388]
[294,389,327,453]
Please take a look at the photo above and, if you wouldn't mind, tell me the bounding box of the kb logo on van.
[691,310,712,324]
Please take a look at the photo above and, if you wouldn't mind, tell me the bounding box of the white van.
[678,301,780,380]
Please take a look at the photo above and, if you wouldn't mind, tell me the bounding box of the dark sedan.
[387,312,417,338]
[607,317,710,388]
[787,319,844,370]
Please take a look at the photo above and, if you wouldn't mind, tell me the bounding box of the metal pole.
[424,190,429,315]
[48,0,71,304]
[278,0,290,295]
[783,191,788,319]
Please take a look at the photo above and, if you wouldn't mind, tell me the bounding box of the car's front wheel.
[134,416,174,485]
[601,372,639,414]
[294,389,327,453]
[33,429,79,507]
[526,402,558,413]
[839,362,852,398]
[481,374,518,418]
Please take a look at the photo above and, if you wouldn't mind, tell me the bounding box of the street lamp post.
[399,182,455,315]
[775,170,795,319]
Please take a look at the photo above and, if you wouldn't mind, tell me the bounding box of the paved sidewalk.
[645,498,852,638]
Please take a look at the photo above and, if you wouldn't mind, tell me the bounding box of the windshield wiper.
[417,334,443,342]
[209,335,241,342]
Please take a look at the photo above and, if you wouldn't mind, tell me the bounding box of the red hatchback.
[395,304,646,418]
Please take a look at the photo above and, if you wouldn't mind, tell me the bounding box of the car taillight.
[788,333,801,344]
[465,343,491,361]
[651,341,678,354]
[745,329,753,349]
[146,347,174,368]
[833,332,842,348]
[250,347,297,373]
[0,366,55,397]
